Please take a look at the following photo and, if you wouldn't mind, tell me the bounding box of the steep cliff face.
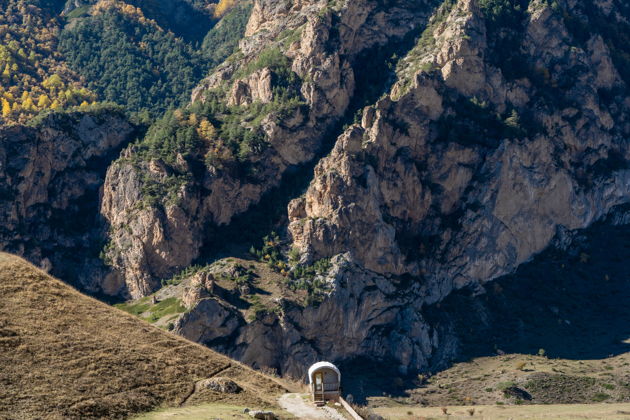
[177,255,436,377]
[156,0,630,377]
[102,0,440,298]
[289,0,630,298]
[0,107,136,293]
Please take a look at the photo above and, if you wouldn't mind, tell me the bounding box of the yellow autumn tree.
[1,98,11,118]
[22,95,34,111]
[37,94,51,108]
[50,99,61,110]
[42,73,64,92]
[197,118,217,142]
[2,64,10,81]
[213,0,237,18]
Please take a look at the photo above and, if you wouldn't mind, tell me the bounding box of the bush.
[235,47,292,79]
[161,264,211,287]
[592,393,610,402]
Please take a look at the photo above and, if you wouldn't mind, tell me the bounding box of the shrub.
[235,47,292,80]
[162,264,211,287]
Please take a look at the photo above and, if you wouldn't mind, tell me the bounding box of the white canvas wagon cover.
[308,361,341,384]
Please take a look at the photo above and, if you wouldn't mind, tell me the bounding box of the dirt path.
[278,393,347,420]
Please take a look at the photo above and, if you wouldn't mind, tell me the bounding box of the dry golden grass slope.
[0,253,287,420]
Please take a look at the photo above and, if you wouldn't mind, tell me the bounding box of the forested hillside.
[59,0,252,117]
[59,1,208,117]
[0,0,95,123]
[0,0,250,123]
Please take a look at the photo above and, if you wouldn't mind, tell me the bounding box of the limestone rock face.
[101,158,204,297]
[0,109,135,293]
[228,68,274,106]
[165,254,436,377]
[175,297,244,344]
[289,0,630,301]
[98,0,630,377]
[103,0,440,297]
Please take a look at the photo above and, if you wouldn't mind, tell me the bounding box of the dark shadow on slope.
[43,124,146,301]
[425,215,630,368]
[337,357,413,404]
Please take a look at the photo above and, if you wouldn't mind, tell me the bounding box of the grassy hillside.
[0,253,286,419]
[366,349,630,419]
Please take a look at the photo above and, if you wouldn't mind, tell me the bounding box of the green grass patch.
[115,297,186,324]
[145,298,187,323]
[115,297,152,316]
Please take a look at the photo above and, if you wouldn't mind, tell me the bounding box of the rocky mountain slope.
[101,0,440,297]
[0,106,137,293]
[95,0,630,374]
[1,0,629,395]
[0,252,286,419]
[0,0,251,291]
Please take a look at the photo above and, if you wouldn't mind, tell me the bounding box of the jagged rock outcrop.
[0,108,135,293]
[103,0,440,297]
[98,0,630,378]
[289,0,630,298]
[167,0,630,376]
[167,254,434,377]
[171,207,630,379]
